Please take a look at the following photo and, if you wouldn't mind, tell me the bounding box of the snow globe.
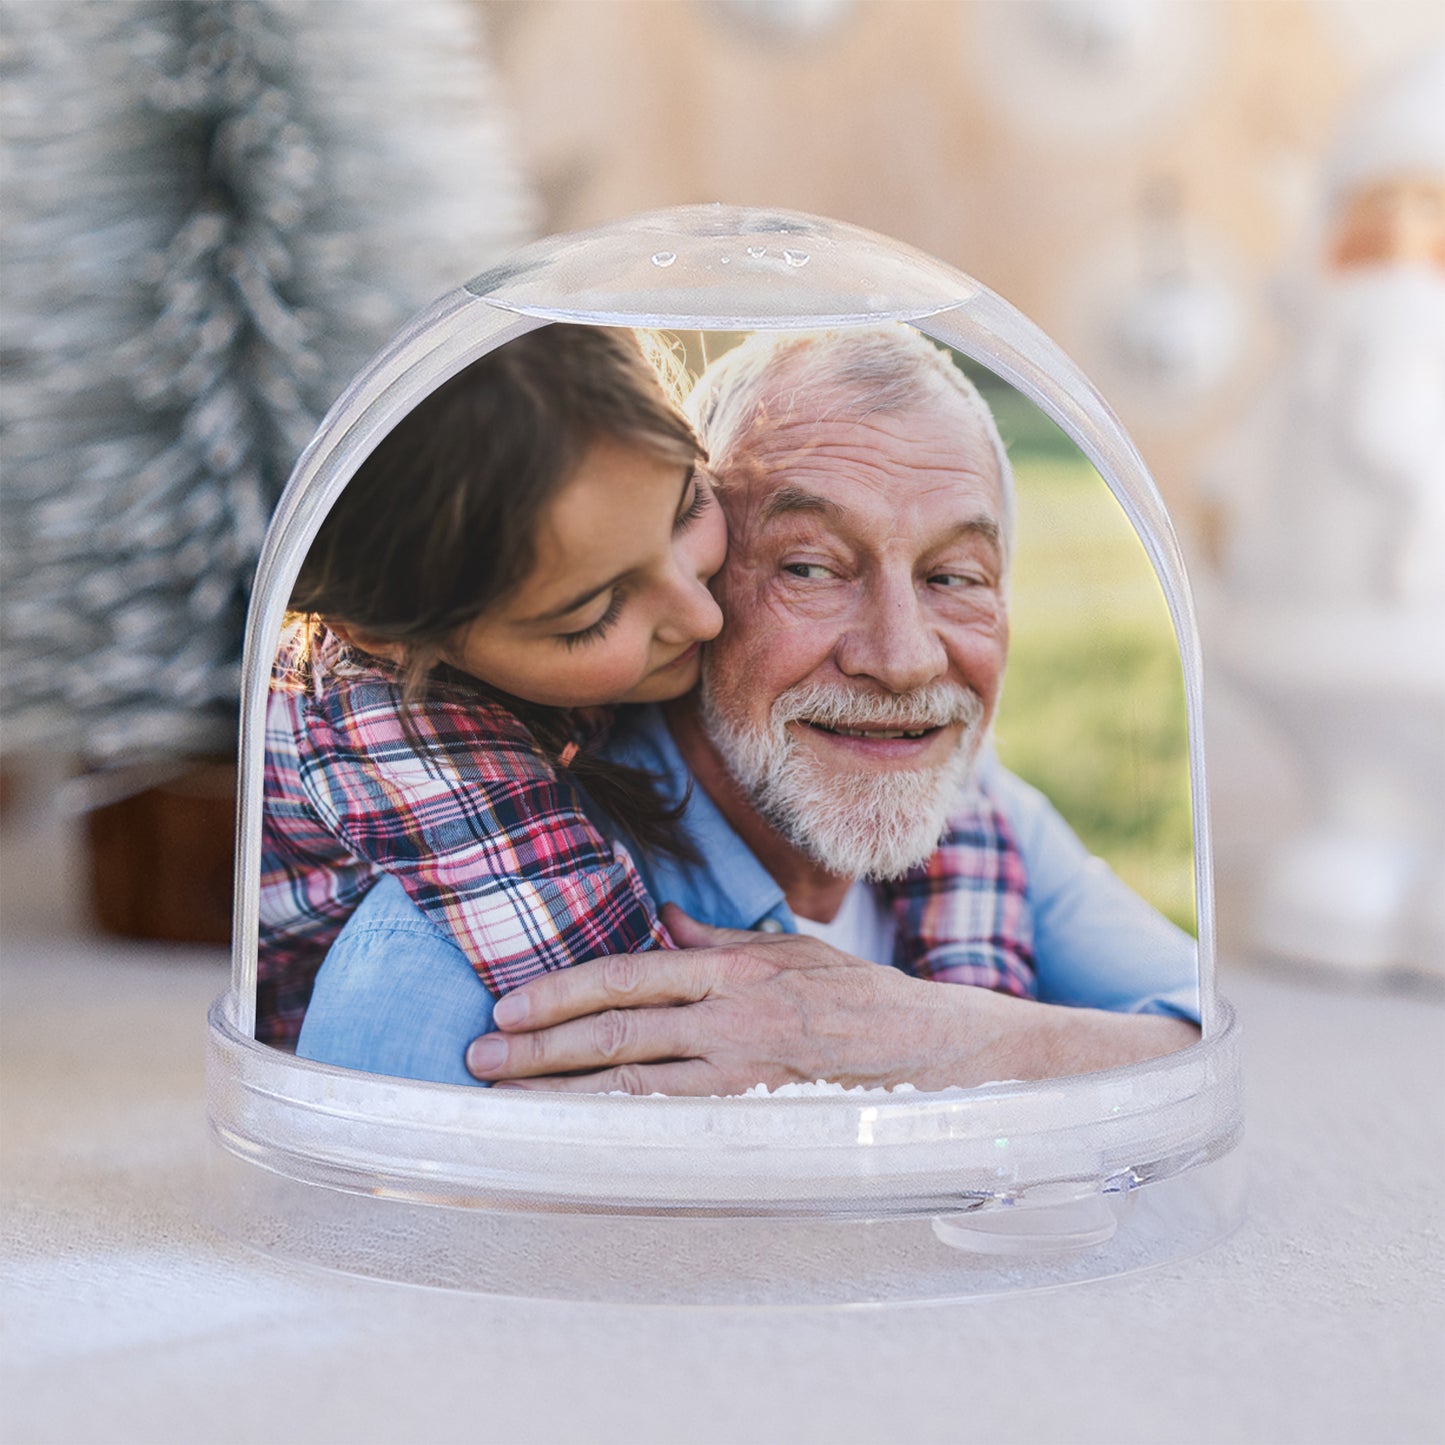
[207,206,1244,1303]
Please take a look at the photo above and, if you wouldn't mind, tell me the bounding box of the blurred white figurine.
[1206,48,1445,978]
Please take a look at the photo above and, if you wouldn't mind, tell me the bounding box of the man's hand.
[464,904,1200,1095]
[465,905,936,1095]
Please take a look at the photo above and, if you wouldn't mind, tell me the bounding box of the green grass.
[993,452,1197,935]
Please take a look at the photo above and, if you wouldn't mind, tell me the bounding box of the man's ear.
[329,623,407,667]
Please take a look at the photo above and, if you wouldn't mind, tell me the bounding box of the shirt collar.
[605,705,791,933]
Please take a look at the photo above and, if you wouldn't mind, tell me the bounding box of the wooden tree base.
[86,761,236,944]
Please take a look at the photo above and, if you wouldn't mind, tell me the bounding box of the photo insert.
[255,321,1201,1093]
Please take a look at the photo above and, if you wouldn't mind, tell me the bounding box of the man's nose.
[835,575,948,693]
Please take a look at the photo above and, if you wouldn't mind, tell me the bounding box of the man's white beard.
[702,674,986,881]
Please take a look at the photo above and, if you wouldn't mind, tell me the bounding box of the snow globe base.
[206,991,1243,1305]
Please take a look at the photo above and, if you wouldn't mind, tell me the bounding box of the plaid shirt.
[883,779,1036,999]
[259,629,1035,1047]
[258,627,670,1046]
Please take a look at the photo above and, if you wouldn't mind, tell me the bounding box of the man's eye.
[929,572,984,588]
[783,563,835,580]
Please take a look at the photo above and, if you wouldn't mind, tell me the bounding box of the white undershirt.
[791,880,898,967]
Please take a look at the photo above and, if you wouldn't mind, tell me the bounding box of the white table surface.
[2,931,1442,1445]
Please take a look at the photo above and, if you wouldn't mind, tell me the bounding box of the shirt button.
[756,917,786,933]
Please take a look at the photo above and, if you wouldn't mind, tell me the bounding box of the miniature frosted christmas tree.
[1,0,532,775]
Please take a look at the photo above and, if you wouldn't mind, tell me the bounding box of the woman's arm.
[296,874,496,1084]
[298,677,674,1000]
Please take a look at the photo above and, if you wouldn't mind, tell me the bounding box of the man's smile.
[801,722,940,740]
[790,718,962,767]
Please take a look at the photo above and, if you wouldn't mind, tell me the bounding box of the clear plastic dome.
[210,205,1243,1304]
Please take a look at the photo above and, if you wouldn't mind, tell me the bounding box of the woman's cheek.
[600,636,657,697]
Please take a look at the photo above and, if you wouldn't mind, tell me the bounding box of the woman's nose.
[659,566,724,645]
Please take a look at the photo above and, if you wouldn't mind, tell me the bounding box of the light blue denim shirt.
[297,705,1199,1084]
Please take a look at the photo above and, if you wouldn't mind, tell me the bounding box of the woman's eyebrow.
[671,465,698,520]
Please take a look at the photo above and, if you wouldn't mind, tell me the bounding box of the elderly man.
[297,327,1199,1092]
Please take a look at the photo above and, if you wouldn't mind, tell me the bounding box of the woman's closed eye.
[673,471,714,532]
[558,589,626,649]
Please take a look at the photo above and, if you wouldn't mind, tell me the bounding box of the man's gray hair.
[684,325,1015,559]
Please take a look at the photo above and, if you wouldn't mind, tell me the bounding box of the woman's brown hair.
[288,323,703,858]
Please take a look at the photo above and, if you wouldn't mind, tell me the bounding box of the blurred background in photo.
[1,0,1440,988]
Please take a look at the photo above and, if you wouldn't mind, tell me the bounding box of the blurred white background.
[486,0,1439,523]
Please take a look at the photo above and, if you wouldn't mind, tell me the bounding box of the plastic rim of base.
[206,988,1243,1303]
